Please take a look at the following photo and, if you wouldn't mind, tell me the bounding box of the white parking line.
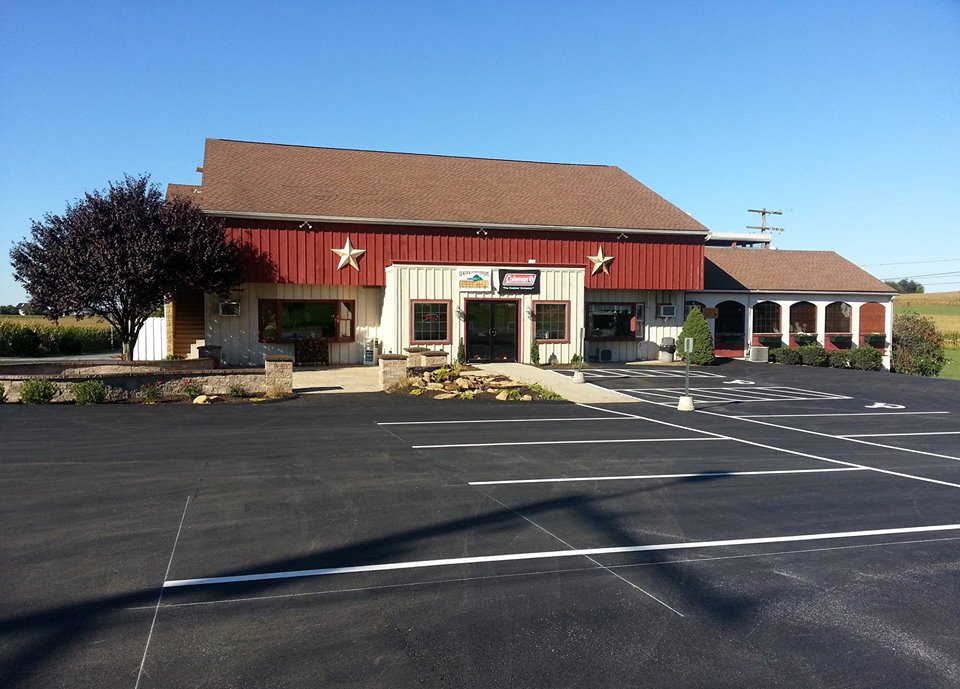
[619,386,851,406]
[732,411,950,419]
[163,523,960,589]
[840,431,960,438]
[412,437,729,449]
[378,416,632,426]
[468,467,867,485]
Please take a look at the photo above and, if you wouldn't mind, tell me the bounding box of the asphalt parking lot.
[2,361,959,688]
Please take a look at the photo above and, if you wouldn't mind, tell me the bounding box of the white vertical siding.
[584,289,685,362]
[132,317,167,361]
[206,284,384,366]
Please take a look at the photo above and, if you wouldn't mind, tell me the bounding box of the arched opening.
[860,302,887,347]
[789,301,817,346]
[715,300,746,357]
[825,301,852,349]
[752,301,782,347]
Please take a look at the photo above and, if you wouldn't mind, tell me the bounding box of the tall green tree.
[678,307,715,365]
[10,175,241,359]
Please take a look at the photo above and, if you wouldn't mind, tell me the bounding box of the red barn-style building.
[161,139,894,368]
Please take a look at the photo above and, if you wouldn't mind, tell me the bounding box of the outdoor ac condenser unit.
[598,348,615,362]
[749,346,769,362]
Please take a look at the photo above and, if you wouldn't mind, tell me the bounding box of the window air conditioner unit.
[749,346,769,362]
[598,348,615,362]
[218,300,240,317]
[656,304,676,319]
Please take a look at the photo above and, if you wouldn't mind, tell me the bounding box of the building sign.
[703,307,718,319]
[458,269,492,292]
[498,269,541,294]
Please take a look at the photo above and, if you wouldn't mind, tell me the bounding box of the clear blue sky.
[1,0,958,305]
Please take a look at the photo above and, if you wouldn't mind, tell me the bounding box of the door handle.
[490,329,497,336]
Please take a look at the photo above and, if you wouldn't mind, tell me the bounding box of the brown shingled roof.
[175,138,708,233]
[705,248,896,293]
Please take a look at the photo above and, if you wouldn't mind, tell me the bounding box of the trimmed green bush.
[456,338,466,365]
[530,341,540,365]
[73,379,107,405]
[20,378,58,404]
[228,383,249,397]
[828,351,850,368]
[892,312,946,376]
[771,347,801,365]
[848,346,883,371]
[678,307,715,365]
[799,344,829,367]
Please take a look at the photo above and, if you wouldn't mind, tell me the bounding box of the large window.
[752,301,781,333]
[412,301,451,343]
[789,302,817,333]
[586,303,644,340]
[825,301,852,332]
[258,299,354,342]
[534,302,569,342]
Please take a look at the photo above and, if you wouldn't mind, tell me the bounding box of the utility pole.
[747,208,784,234]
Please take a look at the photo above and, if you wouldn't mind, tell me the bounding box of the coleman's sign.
[498,269,541,294]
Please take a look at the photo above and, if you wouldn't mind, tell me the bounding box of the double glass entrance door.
[465,300,518,362]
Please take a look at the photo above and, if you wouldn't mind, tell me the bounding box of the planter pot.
[572,370,585,384]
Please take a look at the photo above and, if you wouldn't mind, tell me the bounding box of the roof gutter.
[205,209,708,237]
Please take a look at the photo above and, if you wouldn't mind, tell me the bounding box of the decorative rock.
[427,382,445,390]
[496,390,510,401]
[521,395,533,401]
[192,395,210,404]
[435,392,458,400]
[455,377,472,389]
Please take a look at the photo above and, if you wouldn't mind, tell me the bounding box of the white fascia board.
[207,209,707,237]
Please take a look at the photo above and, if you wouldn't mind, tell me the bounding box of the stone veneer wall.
[0,358,294,403]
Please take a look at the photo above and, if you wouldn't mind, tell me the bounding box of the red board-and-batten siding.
[226,220,704,291]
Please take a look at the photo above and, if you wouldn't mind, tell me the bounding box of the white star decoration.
[587,245,614,275]
[332,237,366,271]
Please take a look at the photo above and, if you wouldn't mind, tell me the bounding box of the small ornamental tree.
[678,307,715,365]
[892,312,946,376]
[10,175,241,359]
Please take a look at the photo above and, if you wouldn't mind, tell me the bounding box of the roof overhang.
[207,209,708,237]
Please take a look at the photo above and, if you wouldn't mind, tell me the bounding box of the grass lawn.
[941,348,960,381]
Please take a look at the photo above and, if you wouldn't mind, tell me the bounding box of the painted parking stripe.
[468,467,867,486]
[163,523,960,589]
[620,386,851,406]
[733,411,950,419]
[839,431,960,438]
[554,368,724,379]
[378,416,632,426]
[412,437,729,449]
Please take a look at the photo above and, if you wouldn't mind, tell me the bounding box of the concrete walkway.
[475,363,637,404]
[293,365,381,394]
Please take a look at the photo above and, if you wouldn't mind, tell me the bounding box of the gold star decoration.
[332,237,366,271]
[587,245,614,275]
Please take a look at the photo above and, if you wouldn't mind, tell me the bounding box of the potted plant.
[794,332,818,346]
[829,334,853,349]
[758,335,783,348]
[570,353,585,384]
[864,332,886,348]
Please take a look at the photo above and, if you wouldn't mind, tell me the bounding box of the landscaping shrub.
[892,312,946,376]
[799,344,829,367]
[139,381,163,402]
[228,383,249,397]
[828,351,850,368]
[848,346,883,371]
[570,353,583,368]
[73,379,107,405]
[178,378,204,397]
[20,378,58,404]
[771,347,801,365]
[678,307,715,365]
[530,341,540,365]
[456,338,466,365]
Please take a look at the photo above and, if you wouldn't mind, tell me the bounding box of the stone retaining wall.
[0,358,292,403]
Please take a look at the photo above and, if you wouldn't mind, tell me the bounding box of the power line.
[862,258,960,267]
[881,271,960,280]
